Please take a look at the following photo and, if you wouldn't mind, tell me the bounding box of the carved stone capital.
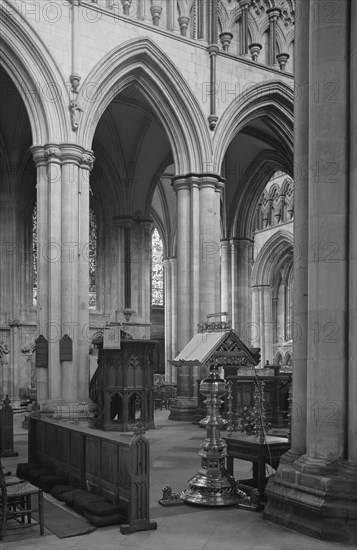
[266,7,281,21]
[121,0,132,16]
[81,151,95,170]
[178,16,190,37]
[30,145,47,166]
[44,146,61,161]
[219,32,233,52]
[277,52,290,71]
[207,44,219,56]
[150,5,162,25]
[172,173,225,192]
[249,42,262,62]
[60,144,84,165]
[208,114,218,130]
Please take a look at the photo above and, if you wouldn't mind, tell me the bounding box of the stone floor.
[0,409,353,550]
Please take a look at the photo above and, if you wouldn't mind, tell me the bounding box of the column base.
[39,400,98,426]
[264,455,357,543]
[168,397,198,421]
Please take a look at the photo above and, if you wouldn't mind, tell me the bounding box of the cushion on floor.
[51,484,78,500]
[58,488,85,505]
[16,462,39,478]
[80,509,125,527]
[36,474,69,492]
[26,468,54,483]
[72,493,122,517]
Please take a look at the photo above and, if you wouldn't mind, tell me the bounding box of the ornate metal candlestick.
[226,380,234,437]
[181,359,240,506]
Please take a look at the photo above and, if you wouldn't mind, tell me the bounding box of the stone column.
[60,145,81,402]
[349,0,357,463]
[168,0,180,33]
[288,0,309,458]
[140,0,152,23]
[164,258,172,380]
[8,320,20,405]
[170,174,223,420]
[266,8,281,67]
[31,144,94,416]
[190,179,200,335]
[137,220,152,338]
[41,146,62,401]
[238,0,250,56]
[220,239,231,317]
[173,178,191,350]
[170,257,177,384]
[304,0,349,463]
[197,0,205,40]
[236,238,253,344]
[162,257,178,384]
[265,1,357,541]
[199,176,221,320]
[251,285,272,367]
[77,152,94,398]
[31,148,50,401]
[251,286,260,352]
[170,178,193,420]
[230,238,238,330]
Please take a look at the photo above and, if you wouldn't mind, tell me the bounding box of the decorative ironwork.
[197,320,232,332]
[240,381,271,443]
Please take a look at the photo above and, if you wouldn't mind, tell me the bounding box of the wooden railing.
[28,414,156,533]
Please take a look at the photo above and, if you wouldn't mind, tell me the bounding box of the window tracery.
[151,228,164,306]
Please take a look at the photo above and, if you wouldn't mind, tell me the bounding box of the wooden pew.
[27,415,156,534]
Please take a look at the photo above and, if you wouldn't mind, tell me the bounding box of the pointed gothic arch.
[229,151,293,239]
[251,229,294,287]
[77,37,211,174]
[0,3,70,144]
[213,80,294,170]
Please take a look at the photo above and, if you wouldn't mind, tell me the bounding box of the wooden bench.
[27,415,157,533]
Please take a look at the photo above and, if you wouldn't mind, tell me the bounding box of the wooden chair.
[160,385,177,410]
[153,386,163,410]
[0,459,44,541]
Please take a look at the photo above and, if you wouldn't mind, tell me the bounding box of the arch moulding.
[251,229,294,287]
[213,80,294,172]
[77,37,212,175]
[0,1,70,144]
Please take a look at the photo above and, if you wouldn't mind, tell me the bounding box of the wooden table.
[223,433,290,498]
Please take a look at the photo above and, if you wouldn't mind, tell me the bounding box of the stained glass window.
[89,208,97,309]
[32,204,37,306]
[151,228,164,306]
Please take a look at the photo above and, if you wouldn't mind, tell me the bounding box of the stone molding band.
[31,144,95,170]
[172,173,225,193]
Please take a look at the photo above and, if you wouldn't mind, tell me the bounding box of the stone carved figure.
[0,342,9,361]
[70,100,83,131]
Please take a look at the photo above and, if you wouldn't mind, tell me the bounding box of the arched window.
[89,208,97,309]
[151,227,164,306]
[255,171,294,231]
